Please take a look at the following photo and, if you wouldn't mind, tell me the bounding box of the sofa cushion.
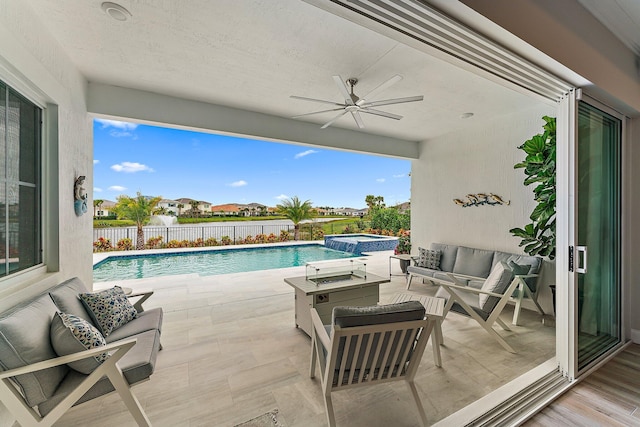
[493,252,542,292]
[50,312,108,374]
[432,272,470,286]
[79,286,137,337]
[0,294,68,407]
[406,265,436,278]
[49,277,94,323]
[38,329,161,416]
[417,247,441,270]
[479,262,514,313]
[452,246,494,278]
[105,307,163,343]
[430,243,459,273]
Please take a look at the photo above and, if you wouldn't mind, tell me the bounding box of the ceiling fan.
[290,74,423,129]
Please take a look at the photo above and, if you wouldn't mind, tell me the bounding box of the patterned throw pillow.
[79,286,137,337]
[417,247,441,270]
[50,312,108,374]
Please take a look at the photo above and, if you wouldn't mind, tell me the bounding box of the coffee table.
[284,272,390,337]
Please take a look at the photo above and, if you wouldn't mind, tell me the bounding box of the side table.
[389,253,413,278]
[391,293,445,367]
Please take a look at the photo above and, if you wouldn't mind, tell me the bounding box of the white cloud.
[111,162,154,173]
[376,178,386,183]
[95,119,138,131]
[294,149,318,159]
[108,185,127,192]
[393,174,405,178]
[275,194,289,201]
[228,180,248,187]
[93,187,103,192]
[94,159,100,164]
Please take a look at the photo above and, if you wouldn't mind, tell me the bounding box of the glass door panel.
[576,101,621,371]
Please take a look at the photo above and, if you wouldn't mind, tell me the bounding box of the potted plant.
[395,230,411,273]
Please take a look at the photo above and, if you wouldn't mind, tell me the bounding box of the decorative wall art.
[74,175,88,216]
[453,193,510,207]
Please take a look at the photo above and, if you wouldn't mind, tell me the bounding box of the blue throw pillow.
[79,286,137,337]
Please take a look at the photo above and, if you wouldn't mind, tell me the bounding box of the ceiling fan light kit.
[291,74,423,129]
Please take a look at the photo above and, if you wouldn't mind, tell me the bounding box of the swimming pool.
[92,244,360,282]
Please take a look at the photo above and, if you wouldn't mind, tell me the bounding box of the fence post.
[166,227,169,243]
[233,227,236,244]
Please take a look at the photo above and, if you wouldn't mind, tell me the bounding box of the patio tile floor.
[57,251,555,426]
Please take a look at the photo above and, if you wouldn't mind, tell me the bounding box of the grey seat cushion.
[38,329,161,416]
[105,308,163,343]
[452,246,495,278]
[333,301,425,327]
[432,272,470,286]
[0,294,68,407]
[479,262,514,313]
[406,265,436,278]
[435,286,490,321]
[49,277,94,323]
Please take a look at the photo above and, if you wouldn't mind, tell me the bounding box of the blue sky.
[93,119,410,209]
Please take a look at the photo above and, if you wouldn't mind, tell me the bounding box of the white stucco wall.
[411,104,556,313]
[0,2,92,301]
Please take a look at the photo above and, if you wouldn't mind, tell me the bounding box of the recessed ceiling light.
[460,112,474,119]
[101,2,131,21]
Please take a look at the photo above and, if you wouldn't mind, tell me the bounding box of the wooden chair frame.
[309,308,433,427]
[427,272,539,353]
[0,339,150,427]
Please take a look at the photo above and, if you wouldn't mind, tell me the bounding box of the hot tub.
[324,233,398,255]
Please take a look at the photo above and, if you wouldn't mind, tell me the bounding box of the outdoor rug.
[234,409,285,427]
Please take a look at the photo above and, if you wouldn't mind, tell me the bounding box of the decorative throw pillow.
[417,247,441,270]
[50,312,108,374]
[479,261,515,313]
[508,260,531,276]
[79,286,137,337]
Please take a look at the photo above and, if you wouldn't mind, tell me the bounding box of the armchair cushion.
[416,247,441,270]
[50,312,108,374]
[79,286,137,337]
[332,301,425,327]
[0,294,68,407]
[49,277,93,323]
[478,261,514,313]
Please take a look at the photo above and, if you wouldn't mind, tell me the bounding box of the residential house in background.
[155,199,179,216]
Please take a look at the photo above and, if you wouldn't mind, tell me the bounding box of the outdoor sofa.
[0,277,162,426]
[407,243,545,326]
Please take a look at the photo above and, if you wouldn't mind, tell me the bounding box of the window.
[0,80,42,276]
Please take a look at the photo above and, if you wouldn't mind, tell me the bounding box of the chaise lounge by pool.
[324,233,398,255]
[93,243,361,282]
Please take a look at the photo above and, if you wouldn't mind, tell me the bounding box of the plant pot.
[399,259,410,274]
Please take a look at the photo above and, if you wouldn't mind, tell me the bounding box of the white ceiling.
[25,0,544,142]
[579,0,640,56]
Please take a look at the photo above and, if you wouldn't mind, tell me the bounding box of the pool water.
[92,244,360,282]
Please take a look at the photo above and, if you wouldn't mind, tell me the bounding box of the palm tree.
[177,203,184,216]
[189,200,200,217]
[93,199,104,217]
[114,192,162,250]
[276,196,315,240]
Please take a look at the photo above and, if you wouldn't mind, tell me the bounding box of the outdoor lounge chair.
[429,261,536,353]
[309,301,433,427]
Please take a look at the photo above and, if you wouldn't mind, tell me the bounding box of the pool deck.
[80,250,554,427]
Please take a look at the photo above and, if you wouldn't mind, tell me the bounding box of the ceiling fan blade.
[357,74,403,105]
[351,111,365,128]
[292,108,345,119]
[290,95,345,107]
[332,75,355,105]
[360,108,403,120]
[321,110,348,129]
[360,95,424,108]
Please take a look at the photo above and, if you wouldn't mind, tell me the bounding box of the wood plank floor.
[56,249,555,427]
[524,344,640,427]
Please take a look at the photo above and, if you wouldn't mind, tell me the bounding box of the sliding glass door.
[574,99,622,371]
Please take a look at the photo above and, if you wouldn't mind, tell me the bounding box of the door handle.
[576,246,587,274]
